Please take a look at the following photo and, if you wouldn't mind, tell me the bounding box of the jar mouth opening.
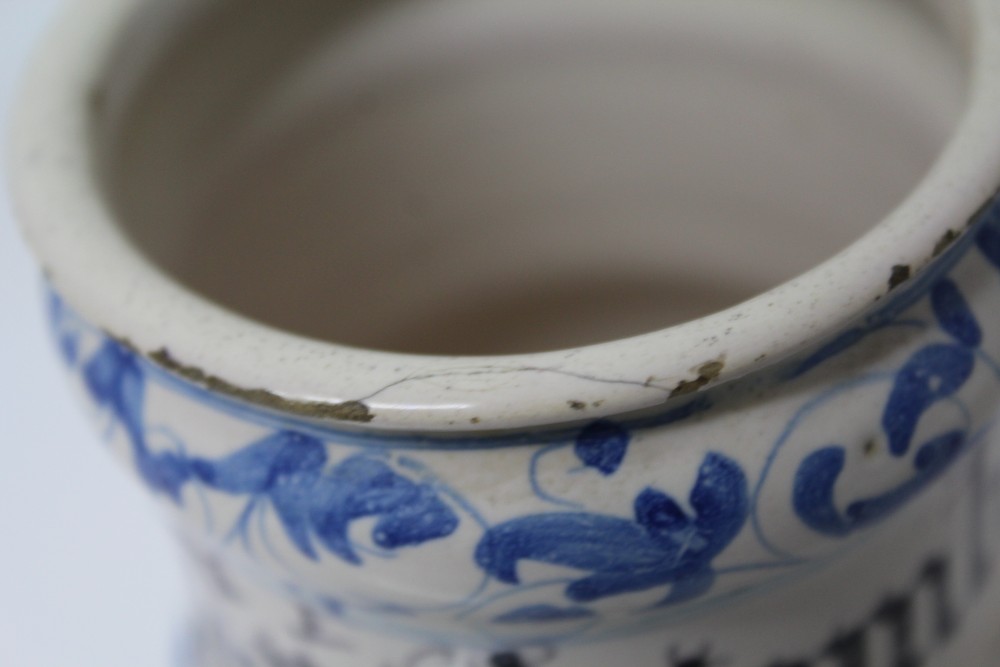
[11,0,1000,433]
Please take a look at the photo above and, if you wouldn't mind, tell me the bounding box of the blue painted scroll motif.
[791,279,979,539]
[46,197,1000,642]
[75,336,461,565]
[476,452,747,607]
[748,210,1000,564]
[193,438,461,564]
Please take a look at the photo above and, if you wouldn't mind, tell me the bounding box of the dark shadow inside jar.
[96,0,970,355]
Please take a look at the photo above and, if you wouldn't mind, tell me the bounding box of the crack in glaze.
[354,366,681,407]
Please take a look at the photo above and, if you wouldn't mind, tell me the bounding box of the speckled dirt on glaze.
[668,359,726,398]
[150,348,375,423]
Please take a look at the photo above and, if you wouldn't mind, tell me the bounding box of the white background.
[0,2,187,666]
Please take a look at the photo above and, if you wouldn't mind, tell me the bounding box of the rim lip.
[9,0,1000,434]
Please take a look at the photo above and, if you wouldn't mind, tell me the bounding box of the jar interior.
[97,0,970,355]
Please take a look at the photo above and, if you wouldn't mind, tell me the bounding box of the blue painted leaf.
[476,452,748,605]
[634,488,690,535]
[307,471,372,564]
[931,279,982,348]
[137,451,193,503]
[574,420,630,476]
[82,340,149,450]
[320,597,345,617]
[882,344,975,455]
[304,507,365,563]
[794,432,966,538]
[913,429,966,473]
[83,341,136,412]
[47,291,81,366]
[493,605,596,624]
[270,475,321,560]
[976,214,1000,270]
[475,513,660,584]
[688,452,750,553]
[191,431,327,494]
[307,455,460,564]
[846,431,965,527]
[336,456,425,515]
[566,568,692,603]
[793,447,853,537]
[81,340,193,500]
[371,486,460,549]
[653,569,716,608]
[114,349,148,443]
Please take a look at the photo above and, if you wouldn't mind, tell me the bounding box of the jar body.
[14,0,1000,664]
[46,199,1000,667]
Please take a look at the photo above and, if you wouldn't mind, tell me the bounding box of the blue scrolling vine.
[791,279,977,538]
[752,207,1000,561]
[476,451,748,607]
[45,197,1000,638]
[74,334,460,564]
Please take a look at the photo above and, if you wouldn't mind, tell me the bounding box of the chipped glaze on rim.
[10,0,1000,433]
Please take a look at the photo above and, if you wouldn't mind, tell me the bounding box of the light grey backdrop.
[0,2,187,665]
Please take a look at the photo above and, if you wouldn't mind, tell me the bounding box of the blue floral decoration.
[191,435,460,563]
[475,452,748,606]
[792,274,982,538]
[77,338,459,564]
[44,193,1000,640]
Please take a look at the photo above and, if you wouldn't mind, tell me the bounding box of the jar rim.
[10,0,1000,433]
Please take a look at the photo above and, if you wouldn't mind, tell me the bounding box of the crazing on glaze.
[48,197,1000,660]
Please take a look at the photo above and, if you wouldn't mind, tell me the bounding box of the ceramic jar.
[10,0,1000,665]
